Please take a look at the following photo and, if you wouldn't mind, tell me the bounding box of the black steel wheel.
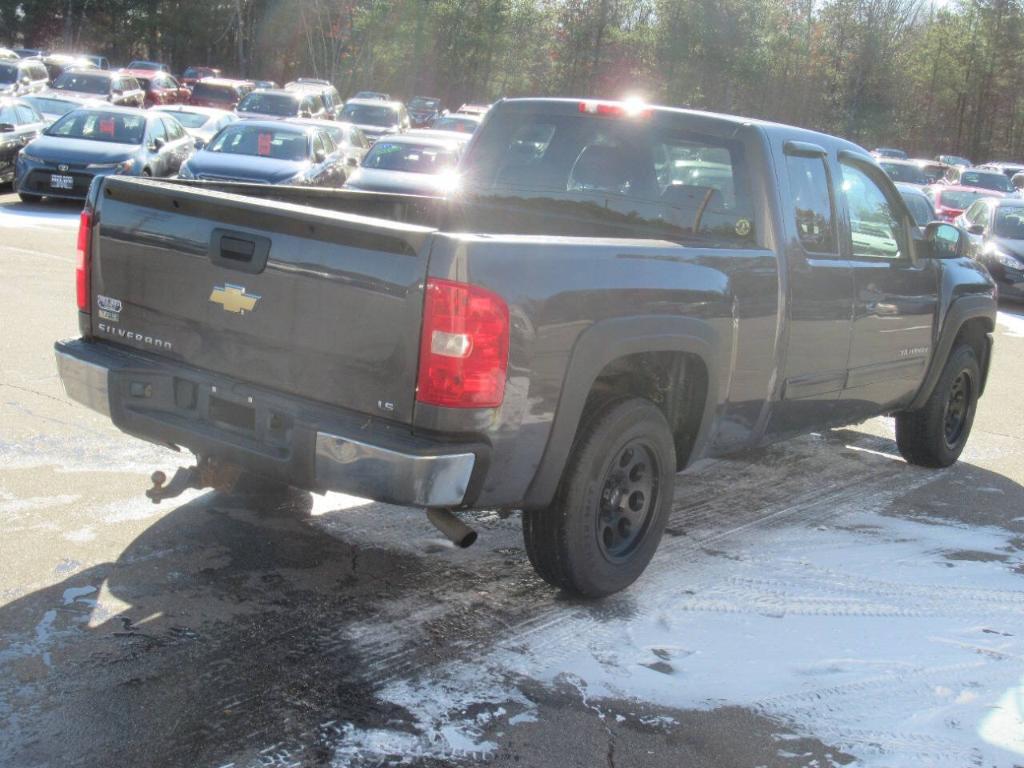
[522,398,676,598]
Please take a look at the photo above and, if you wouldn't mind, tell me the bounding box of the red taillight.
[578,100,651,118]
[416,278,510,409]
[76,209,93,312]
[937,206,960,222]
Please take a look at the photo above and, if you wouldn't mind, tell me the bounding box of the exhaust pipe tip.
[426,507,478,548]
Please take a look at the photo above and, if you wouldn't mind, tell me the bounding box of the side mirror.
[346,155,359,167]
[0,123,15,133]
[299,110,312,119]
[313,149,326,164]
[151,137,165,151]
[193,137,205,150]
[967,223,985,235]
[924,221,966,259]
[21,76,31,86]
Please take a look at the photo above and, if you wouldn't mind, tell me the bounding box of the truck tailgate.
[89,177,435,424]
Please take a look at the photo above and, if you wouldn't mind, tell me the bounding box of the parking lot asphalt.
[2,190,1024,768]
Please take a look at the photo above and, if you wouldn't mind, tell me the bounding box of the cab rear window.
[458,106,756,247]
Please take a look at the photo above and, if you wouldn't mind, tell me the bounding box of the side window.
[965,201,988,227]
[15,104,39,123]
[0,105,17,124]
[839,161,906,260]
[147,118,167,145]
[785,154,837,254]
[163,118,184,141]
[312,132,326,158]
[318,130,336,154]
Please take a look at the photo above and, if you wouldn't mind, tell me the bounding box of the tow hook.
[145,456,242,504]
[425,508,478,548]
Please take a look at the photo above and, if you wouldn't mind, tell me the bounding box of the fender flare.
[522,316,720,509]
[907,294,996,411]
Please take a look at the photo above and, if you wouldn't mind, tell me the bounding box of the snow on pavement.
[0,204,79,231]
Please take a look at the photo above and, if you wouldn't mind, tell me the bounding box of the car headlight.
[992,250,1024,270]
[87,159,135,173]
[18,148,42,163]
[178,163,194,179]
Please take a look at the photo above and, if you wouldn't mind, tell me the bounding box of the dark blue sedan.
[178,120,350,186]
[14,106,193,202]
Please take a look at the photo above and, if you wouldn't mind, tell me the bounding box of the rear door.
[837,154,938,413]
[768,141,854,437]
[90,177,435,423]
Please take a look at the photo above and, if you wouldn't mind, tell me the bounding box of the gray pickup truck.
[56,98,996,597]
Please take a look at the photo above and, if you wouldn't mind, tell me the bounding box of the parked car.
[878,158,929,186]
[936,154,972,168]
[0,58,49,96]
[38,53,96,81]
[12,48,45,59]
[178,120,348,186]
[252,80,278,90]
[286,117,369,168]
[0,97,46,183]
[403,127,474,146]
[945,166,1016,193]
[912,159,949,184]
[895,182,936,230]
[337,98,409,143]
[80,54,109,70]
[57,96,997,598]
[188,78,254,110]
[0,47,19,61]
[285,80,343,119]
[21,92,103,125]
[408,96,443,127]
[14,106,193,201]
[428,112,482,134]
[48,69,145,108]
[925,185,997,222]
[351,90,389,101]
[122,69,190,107]
[978,161,1024,179]
[958,196,1024,301]
[150,104,237,148]
[343,133,460,195]
[872,147,908,160]
[236,89,327,120]
[180,66,221,88]
[125,60,169,73]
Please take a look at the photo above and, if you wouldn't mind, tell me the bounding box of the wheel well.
[582,351,708,471]
[953,316,993,392]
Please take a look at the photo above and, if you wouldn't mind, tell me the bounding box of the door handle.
[209,229,270,274]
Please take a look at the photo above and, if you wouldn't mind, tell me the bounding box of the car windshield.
[0,63,19,84]
[900,193,934,226]
[876,148,907,159]
[237,92,298,116]
[362,141,457,173]
[409,98,440,110]
[960,171,1014,192]
[939,189,985,209]
[128,61,161,70]
[161,110,211,129]
[183,67,212,78]
[340,103,398,126]
[918,164,947,183]
[23,96,79,117]
[431,116,479,133]
[52,72,110,95]
[207,124,308,161]
[940,155,971,166]
[191,82,236,101]
[993,207,1024,239]
[46,110,145,144]
[881,162,927,184]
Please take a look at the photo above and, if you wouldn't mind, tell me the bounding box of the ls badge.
[210,283,261,314]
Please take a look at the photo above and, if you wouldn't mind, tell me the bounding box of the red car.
[180,66,221,89]
[122,69,190,107]
[927,185,1004,222]
[188,77,254,110]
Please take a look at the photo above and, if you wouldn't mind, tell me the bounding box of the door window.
[163,118,185,141]
[964,200,989,227]
[317,130,336,155]
[15,104,39,123]
[0,105,17,124]
[785,154,837,254]
[147,119,167,146]
[839,161,906,260]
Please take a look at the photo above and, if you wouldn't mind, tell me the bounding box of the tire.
[895,343,980,468]
[522,398,676,598]
[141,168,152,178]
[18,192,42,203]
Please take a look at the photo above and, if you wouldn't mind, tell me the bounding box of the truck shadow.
[2,428,1023,767]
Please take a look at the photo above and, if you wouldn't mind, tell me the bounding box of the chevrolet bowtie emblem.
[210,283,260,314]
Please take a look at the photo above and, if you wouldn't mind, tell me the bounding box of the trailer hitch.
[145,456,242,504]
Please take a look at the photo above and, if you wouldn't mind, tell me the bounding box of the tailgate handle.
[209,229,270,274]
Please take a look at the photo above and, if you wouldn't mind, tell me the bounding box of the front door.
[836,158,939,417]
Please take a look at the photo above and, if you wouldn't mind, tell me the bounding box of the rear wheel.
[522,398,675,598]
[141,168,152,178]
[18,192,42,203]
[895,343,980,467]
